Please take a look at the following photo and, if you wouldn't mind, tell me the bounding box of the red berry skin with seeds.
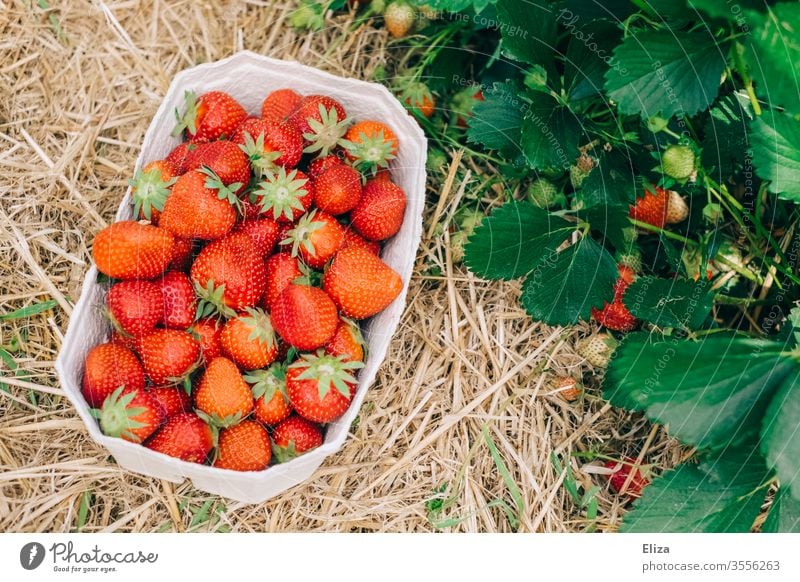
[93,221,174,281]
[183,91,248,143]
[262,88,303,121]
[169,237,194,272]
[145,413,214,464]
[290,95,347,137]
[285,210,345,269]
[234,218,280,256]
[307,154,343,179]
[271,416,323,462]
[190,317,224,362]
[149,386,191,418]
[214,420,272,472]
[325,319,365,362]
[194,357,255,424]
[271,284,339,350]
[165,142,194,175]
[232,117,303,169]
[350,179,407,241]
[254,386,292,426]
[106,280,164,337]
[159,170,237,241]
[591,265,638,332]
[81,342,146,408]
[158,271,197,330]
[629,186,668,229]
[93,386,165,443]
[286,365,355,424]
[313,164,363,215]
[262,253,303,310]
[220,310,279,370]
[137,329,200,386]
[341,228,380,255]
[604,458,650,498]
[183,140,250,189]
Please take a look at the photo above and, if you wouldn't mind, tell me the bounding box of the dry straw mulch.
[0,1,681,532]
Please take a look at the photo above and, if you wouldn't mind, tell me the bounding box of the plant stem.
[732,42,762,116]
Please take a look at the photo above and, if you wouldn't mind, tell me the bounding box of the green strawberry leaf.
[466,81,525,162]
[577,150,638,208]
[622,276,714,330]
[564,20,622,103]
[688,0,768,21]
[576,203,631,251]
[760,367,800,501]
[604,333,797,451]
[464,200,575,280]
[763,487,800,532]
[563,0,636,23]
[701,92,753,183]
[749,109,800,200]
[495,0,558,82]
[605,30,729,119]
[620,449,771,533]
[519,236,618,326]
[520,92,582,171]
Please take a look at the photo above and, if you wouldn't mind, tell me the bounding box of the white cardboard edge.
[54,51,427,503]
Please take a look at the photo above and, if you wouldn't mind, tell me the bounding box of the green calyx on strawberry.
[200,166,242,210]
[289,350,364,402]
[254,167,311,222]
[238,132,282,177]
[90,386,162,443]
[282,210,326,258]
[129,167,176,221]
[239,307,278,348]
[172,90,201,137]
[244,362,287,404]
[302,103,351,158]
[194,279,237,319]
[339,129,397,173]
[660,144,696,181]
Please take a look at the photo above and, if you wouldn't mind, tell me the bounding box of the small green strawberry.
[527,179,564,209]
[661,144,696,181]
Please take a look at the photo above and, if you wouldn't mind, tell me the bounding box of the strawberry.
[452,86,484,128]
[253,167,313,223]
[244,363,292,426]
[158,271,197,330]
[575,333,618,368]
[591,265,638,332]
[286,351,363,423]
[233,217,280,256]
[325,318,365,362]
[341,228,381,255]
[289,95,348,154]
[183,140,250,189]
[137,329,200,386]
[262,88,303,121]
[165,142,195,175]
[190,317,224,361]
[403,82,435,118]
[220,308,279,370]
[81,342,145,408]
[214,420,272,471]
[282,210,345,268]
[234,117,304,172]
[169,237,194,272]
[384,2,415,38]
[106,280,163,337]
[349,178,406,241]
[240,199,264,221]
[307,154,343,179]
[190,232,268,316]
[323,246,403,319]
[194,357,254,426]
[340,120,398,173]
[312,163,362,215]
[172,90,247,143]
[91,386,165,443]
[271,284,339,350]
[93,221,174,281]
[130,160,177,224]
[552,376,582,402]
[149,386,191,417]
[262,253,303,309]
[145,413,213,463]
[159,169,238,240]
[110,329,138,353]
[271,415,323,462]
[665,189,689,224]
[661,144,696,180]
[629,185,668,229]
[604,457,650,498]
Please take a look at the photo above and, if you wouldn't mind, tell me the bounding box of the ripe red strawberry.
[403,82,435,118]
[313,164,362,215]
[289,95,349,155]
[629,185,669,228]
[194,357,254,426]
[169,237,194,272]
[158,271,197,329]
[604,457,650,498]
[110,329,138,353]
[183,140,250,189]
[286,352,363,423]
[350,178,406,241]
[165,142,195,174]
[453,86,484,128]
[323,247,403,319]
[271,415,323,462]
[262,88,303,121]
[253,167,313,223]
[262,253,303,309]
[130,160,177,224]
[244,363,292,426]
[276,222,294,251]
[325,318,365,362]
[172,90,247,143]
[149,386,191,417]
[271,284,339,350]
[307,154,343,179]
[591,265,638,332]
[81,342,145,408]
[190,317,224,361]
[137,329,200,386]
[233,117,303,171]
[106,280,163,337]
[145,412,213,463]
[214,420,272,471]
[220,308,279,370]
[92,386,165,443]
[283,210,345,268]
[341,120,398,172]
[159,169,238,240]
[341,228,380,255]
[93,221,174,280]
[234,217,280,256]
[190,232,268,316]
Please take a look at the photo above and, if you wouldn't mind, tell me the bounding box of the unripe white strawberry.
[665,189,688,224]
[384,2,415,38]
[576,333,618,368]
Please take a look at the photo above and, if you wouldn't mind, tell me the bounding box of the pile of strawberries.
[82,87,407,471]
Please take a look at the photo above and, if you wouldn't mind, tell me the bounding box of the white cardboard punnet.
[54,51,427,503]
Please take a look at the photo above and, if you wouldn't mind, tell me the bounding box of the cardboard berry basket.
[54,51,426,503]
